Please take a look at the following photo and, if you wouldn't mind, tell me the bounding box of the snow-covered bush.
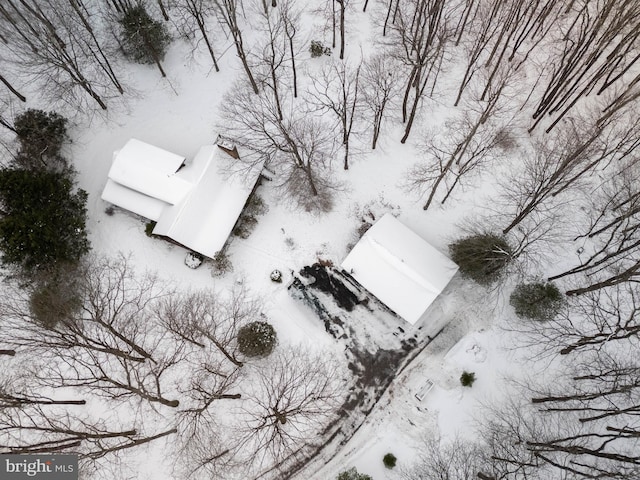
[383,453,397,469]
[118,5,170,65]
[510,282,564,321]
[336,467,372,480]
[460,371,476,387]
[270,269,282,282]
[449,233,513,285]
[211,251,232,276]
[185,251,203,269]
[237,321,277,358]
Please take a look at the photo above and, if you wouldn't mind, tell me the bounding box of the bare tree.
[335,0,348,59]
[400,436,494,480]
[530,0,640,132]
[279,0,301,98]
[255,4,287,121]
[0,256,184,407]
[500,107,639,236]
[235,348,344,468]
[492,277,640,479]
[482,398,568,480]
[157,284,261,368]
[547,158,640,295]
[0,403,176,459]
[173,357,242,479]
[40,338,184,408]
[406,67,515,210]
[360,54,399,149]
[0,0,123,110]
[213,0,259,93]
[219,81,336,211]
[388,0,455,143]
[513,283,638,357]
[171,0,221,71]
[0,72,26,102]
[522,349,640,477]
[308,59,361,169]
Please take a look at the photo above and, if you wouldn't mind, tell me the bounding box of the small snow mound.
[466,343,487,363]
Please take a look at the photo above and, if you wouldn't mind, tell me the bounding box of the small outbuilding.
[101,138,264,258]
[341,213,458,325]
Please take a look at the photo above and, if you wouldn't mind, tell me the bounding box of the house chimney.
[216,135,240,159]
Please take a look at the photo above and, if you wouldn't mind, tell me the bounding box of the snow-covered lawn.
[4,1,636,479]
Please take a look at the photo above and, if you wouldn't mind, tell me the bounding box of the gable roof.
[341,213,458,324]
[101,138,264,258]
[107,138,191,204]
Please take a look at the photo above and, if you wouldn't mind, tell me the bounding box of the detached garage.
[341,214,458,325]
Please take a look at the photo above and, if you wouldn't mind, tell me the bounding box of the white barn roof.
[341,214,458,324]
[101,139,264,258]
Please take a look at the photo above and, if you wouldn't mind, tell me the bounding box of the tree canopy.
[0,168,89,271]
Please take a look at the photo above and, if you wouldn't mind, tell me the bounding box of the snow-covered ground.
[0,2,583,479]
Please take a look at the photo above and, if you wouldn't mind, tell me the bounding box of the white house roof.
[341,214,458,324]
[153,146,264,258]
[107,139,191,205]
[101,139,264,258]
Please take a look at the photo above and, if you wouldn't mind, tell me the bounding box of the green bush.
[510,282,564,321]
[0,168,89,271]
[119,5,170,64]
[237,321,277,358]
[337,467,372,480]
[449,233,513,285]
[383,453,397,469]
[460,371,476,387]
[14,109,68,169]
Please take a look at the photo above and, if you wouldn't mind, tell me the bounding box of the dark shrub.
[0,168,89,271]
[232,215,257,239]
[510,282,564,321]
[449,233,513,285]
[460,371,476,387]
[30,264,82,329]
[14,109,68,169]
[244,194,268,217]
[119,5,170,64]
[337,467,372,480]
[211,251,232,277]
[233,195,268,239]
[237,321,277,358]
[383,453,397,469]
[310,40,331,58]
